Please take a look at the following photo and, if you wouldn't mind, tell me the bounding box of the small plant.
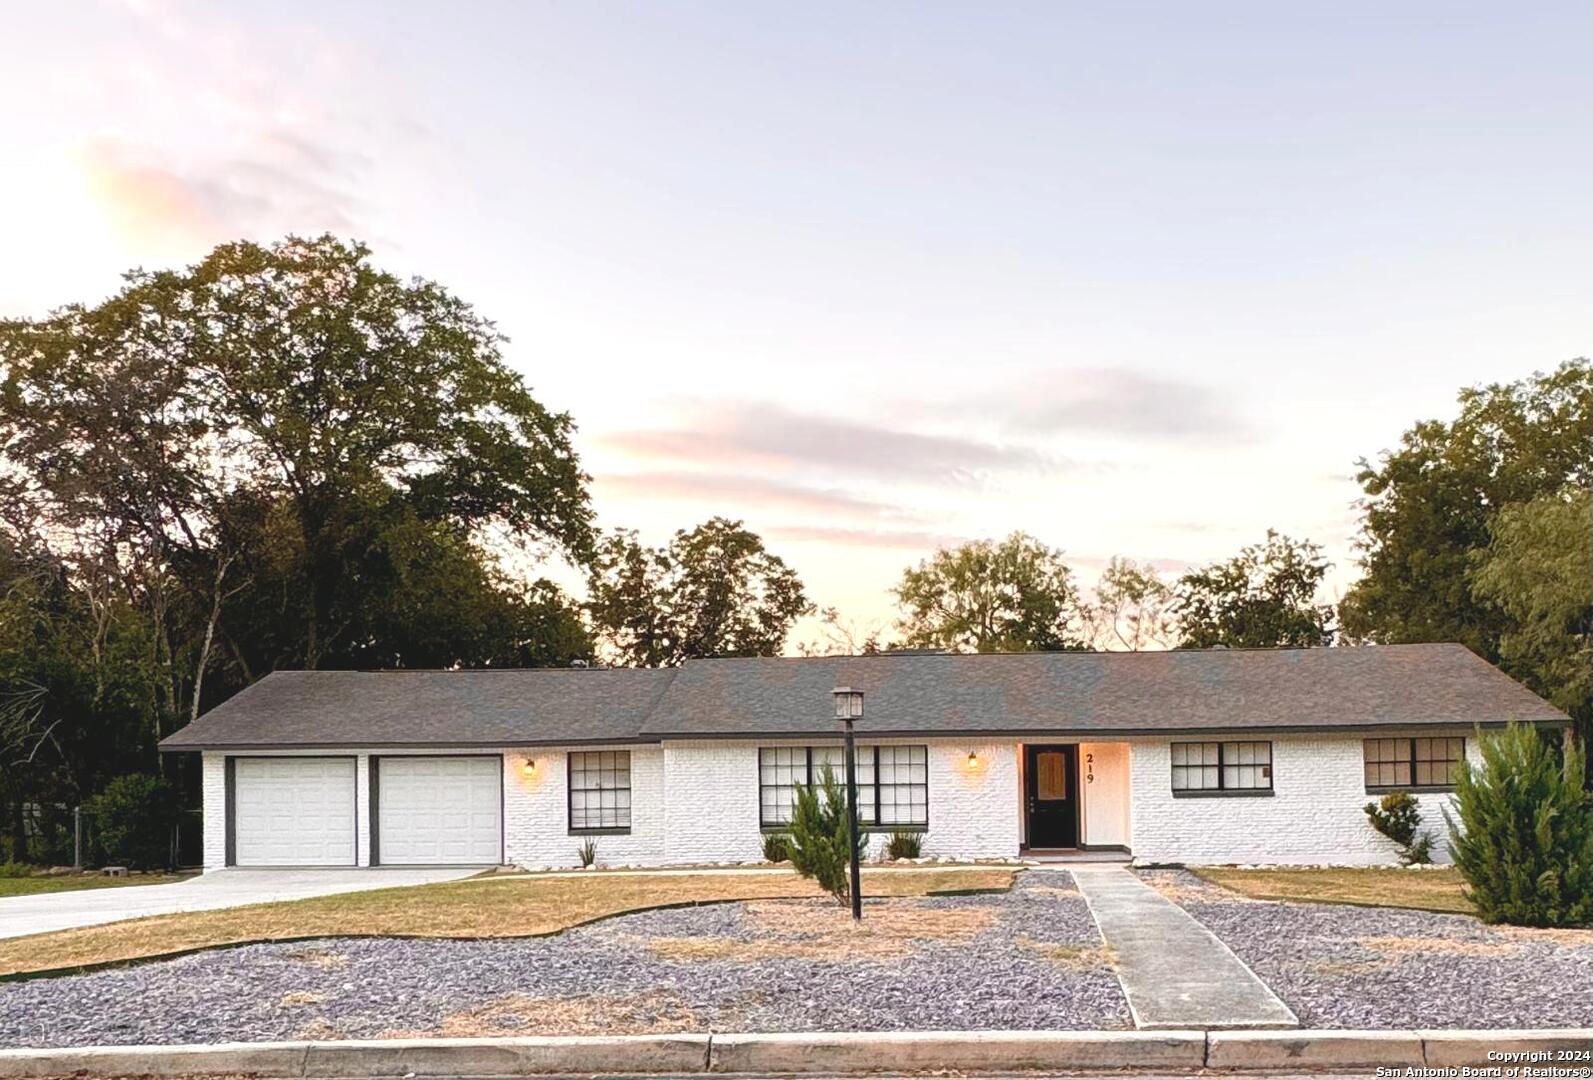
[1363,791,1433,865]
[1446,723,1593,927]
[761,832,792,863]
[576,838,597,868]
[787,766,867,906]
[0,862,31,879]
[884,830,923,860]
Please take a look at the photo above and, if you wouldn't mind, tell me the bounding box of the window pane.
[569,750,633,829]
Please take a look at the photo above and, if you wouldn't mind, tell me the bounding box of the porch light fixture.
[521,759,536,776]
[831,687,865,922]
[967,750,979,769]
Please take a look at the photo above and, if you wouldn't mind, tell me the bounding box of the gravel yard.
[1143,870,1593,1030]
[0,871,1128,1047]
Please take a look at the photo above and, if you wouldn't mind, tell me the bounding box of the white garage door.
[376,756,502,865]
[233,757,357,866]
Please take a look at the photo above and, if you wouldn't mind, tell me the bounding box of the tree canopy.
[1468,488,1592,730]
[1340,361,1592,655]
[892,532,1086,653]
[0,236,597,860]
[586,517,811,666]
[1174,531,1336,649]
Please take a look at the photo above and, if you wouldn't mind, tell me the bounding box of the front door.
[1024,744,1079,849]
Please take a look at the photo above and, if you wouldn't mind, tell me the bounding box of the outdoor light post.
[832,686,865,921]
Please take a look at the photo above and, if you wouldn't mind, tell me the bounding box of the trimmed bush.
[1364,791,1434,865]
[82,774,182,870]
[884,830,923,860]
[1446,723,1593,927]
[761,832,792,863]
[787,766,867,905]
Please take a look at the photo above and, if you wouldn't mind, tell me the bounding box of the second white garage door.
[375,756,502,865]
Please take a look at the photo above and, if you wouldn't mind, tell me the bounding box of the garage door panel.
[377,756,501,865]
[233,757,357,867]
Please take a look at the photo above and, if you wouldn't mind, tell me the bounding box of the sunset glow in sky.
[4,1,1590,639]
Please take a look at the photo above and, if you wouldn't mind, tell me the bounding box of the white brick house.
[162,644,1568,871]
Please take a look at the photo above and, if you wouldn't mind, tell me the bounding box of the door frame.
[369,753,505,867]
[1021,743,1082,851]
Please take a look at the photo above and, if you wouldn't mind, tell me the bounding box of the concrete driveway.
[0,867,484,940]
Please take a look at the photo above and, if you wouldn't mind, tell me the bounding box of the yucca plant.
[576,837,598,868]
[1446,723,1593,927]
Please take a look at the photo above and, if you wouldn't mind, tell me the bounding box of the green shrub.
[0,861,32,879]
[576,837,597,868]
[83,774,182,870]
[1364,791,1434,865]
[884,830,923,860]
[761,832,792,863]
[787,766,867,906]
[1446,723,1593,927]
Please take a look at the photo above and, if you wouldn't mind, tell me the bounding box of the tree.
[586,518,811,666]
[0,236,599,858]
[893,533,1086,653]
[1087,558,1175,651]
[1175,531,1335,648]
[1341,361,1593,655]
[797,607,888,657]
[0,234,594,679]
[1468,488,1593,736]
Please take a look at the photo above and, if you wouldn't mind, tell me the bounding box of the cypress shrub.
[1446,723,1593,927]
[787,766,867,905]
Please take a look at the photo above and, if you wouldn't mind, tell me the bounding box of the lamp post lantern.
[832,687,864,921]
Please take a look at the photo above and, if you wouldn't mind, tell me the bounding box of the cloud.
[763,524,972,550]
[600,402,1054,482]
[593,470,917,521]
[972,368,1252,442]
[80,135,361,253]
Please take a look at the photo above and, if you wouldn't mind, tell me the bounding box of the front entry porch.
[1017,740,1131,858]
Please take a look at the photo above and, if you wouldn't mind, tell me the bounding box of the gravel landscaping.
[0,871,1128,1047]
[1143,870,1593,1029]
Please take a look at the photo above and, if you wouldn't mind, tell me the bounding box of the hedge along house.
[159,643,1569,871]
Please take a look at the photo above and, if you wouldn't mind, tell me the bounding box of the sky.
[3,1,1590,644]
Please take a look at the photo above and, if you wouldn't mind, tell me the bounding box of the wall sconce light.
[966,750,980,770]
[521,760,536,776]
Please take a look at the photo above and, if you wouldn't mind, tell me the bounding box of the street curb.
[707,1030,1206,1072]
[0,1028,1588,1075]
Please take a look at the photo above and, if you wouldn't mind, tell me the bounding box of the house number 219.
[1085,753,1094,784]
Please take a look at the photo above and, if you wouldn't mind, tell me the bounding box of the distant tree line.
[1,235,1587,861]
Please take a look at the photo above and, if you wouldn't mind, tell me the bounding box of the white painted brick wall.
[201,752,227,871]
[659,739,1019,864]
[1128,731,1481,865]
[202,730,1487,871]
[504,746,666,869]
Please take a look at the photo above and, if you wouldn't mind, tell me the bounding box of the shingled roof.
[160,643,1567,750]
[159,667,678,750]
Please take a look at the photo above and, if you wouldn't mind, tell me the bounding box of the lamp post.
[832,686,864,921]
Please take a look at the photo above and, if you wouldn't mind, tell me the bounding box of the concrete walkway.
[0,867,482,940]
[1068,866,1298,1030]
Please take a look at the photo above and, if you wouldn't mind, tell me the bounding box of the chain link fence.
[10,803,202,870]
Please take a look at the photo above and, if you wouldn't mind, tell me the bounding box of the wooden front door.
[1024,744,1079,849]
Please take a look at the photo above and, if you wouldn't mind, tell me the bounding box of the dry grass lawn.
[0,872,190,898]
[1192,866,1473,914]
[0,867,1012,978]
